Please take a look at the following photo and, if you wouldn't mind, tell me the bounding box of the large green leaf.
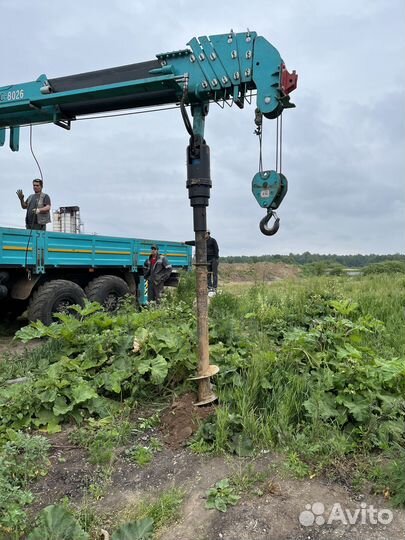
[150,355,169,384]
[27,505,89,539]
[228,433,254,457]
[111,517,154,540]
[150,328,179,352]
[33,409,61,433]
[336,395,370,422]
[53,396,74,416]
[137,355,168,385]
[71,381,98,404]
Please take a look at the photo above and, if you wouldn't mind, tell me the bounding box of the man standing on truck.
[16,179,51,230]
[143,245,172,303]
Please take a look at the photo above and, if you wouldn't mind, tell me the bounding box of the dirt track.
[28,394,405,540]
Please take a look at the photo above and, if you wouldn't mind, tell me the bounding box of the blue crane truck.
[0,226,192,324]
[0,30,296,402]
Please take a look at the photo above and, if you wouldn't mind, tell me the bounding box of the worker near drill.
[205,230,219,292]
[16,179,51,231]
[143,245,172,303]
[185,230,220,292]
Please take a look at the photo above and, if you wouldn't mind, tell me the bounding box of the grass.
[222,274,405,355]
[69,411,133,465]
[114,487,185,533]
[204,273,405,498]
[1,269,404,538]
[0,338,63,383]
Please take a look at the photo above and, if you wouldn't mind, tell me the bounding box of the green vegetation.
[27,504,155,540]
[206,463,270,512]
[25,486,182,539]
[0,432,50,537]
[222,252,405,267]
[363,260,405,275]
[0,270,404,536]
[0,298,197,439]
[27,505,90,540]
[302,261,345,276]
[200,274,405,500]
[69,412,133,465]
[127,487,184,530]
[126,444,154,466]
[205,479,240,512]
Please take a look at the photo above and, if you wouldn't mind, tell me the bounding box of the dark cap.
[151,245,158,250]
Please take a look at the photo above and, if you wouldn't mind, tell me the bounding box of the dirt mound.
[160,392,215,449]
[220,262,300,283]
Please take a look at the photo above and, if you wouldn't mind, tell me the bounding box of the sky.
[1,0,404,256]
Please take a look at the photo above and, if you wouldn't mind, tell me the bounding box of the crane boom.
[0,31,296,150]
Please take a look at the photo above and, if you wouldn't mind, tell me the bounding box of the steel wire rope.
[258,129,263,174]
[24,125,44,272]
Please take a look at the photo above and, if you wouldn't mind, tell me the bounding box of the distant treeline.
[221,253,405,267]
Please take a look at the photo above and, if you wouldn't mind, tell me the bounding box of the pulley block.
[251,170,288,209]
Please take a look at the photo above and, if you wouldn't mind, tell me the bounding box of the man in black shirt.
[205,230,219,291]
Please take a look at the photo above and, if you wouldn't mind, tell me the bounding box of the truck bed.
[0,227,192,272]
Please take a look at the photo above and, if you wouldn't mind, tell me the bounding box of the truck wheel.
[28,280,86,325]
[85,276,130,311]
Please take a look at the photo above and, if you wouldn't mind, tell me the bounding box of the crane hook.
[259,209,280,236]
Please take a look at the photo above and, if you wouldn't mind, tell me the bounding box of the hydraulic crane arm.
[0,30,296,151]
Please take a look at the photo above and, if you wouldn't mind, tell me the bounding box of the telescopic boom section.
[0,30,297,150]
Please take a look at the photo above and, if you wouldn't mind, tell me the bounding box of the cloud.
[0,0,404,255]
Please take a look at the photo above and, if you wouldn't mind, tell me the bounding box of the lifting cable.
[256,110,284,176]
[30,124,44,182]
[275,113,283,176]
[255,110,284,236]
[254,108,264,174]
[258,127,264,174]
[24,125,45,273]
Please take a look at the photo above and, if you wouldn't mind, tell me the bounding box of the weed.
[369,445,405,507]
[26,503,155,540]
[119,487,184,531]
[2,272,405,521]
[133,413,161,432]
[88,466,113,500]
[149,437,163,452]
[70,412,132,465]
[283,451,311,479]
[205,479,240,512]
[127,445,154,466]
[229,462,268,494]
[188,438,214,454]
[0,432,50,536]
[65,495,99,535]
[0,339,63,384]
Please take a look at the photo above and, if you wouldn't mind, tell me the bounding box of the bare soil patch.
[26,394,405,540]
[219,262,300,284]
[161,392,215,449]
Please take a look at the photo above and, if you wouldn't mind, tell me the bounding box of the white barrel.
[52,211,61,232]
[53,207,82,233]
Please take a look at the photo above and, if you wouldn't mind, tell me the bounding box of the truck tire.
[85,275,130,311]
[28,280,86,325]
